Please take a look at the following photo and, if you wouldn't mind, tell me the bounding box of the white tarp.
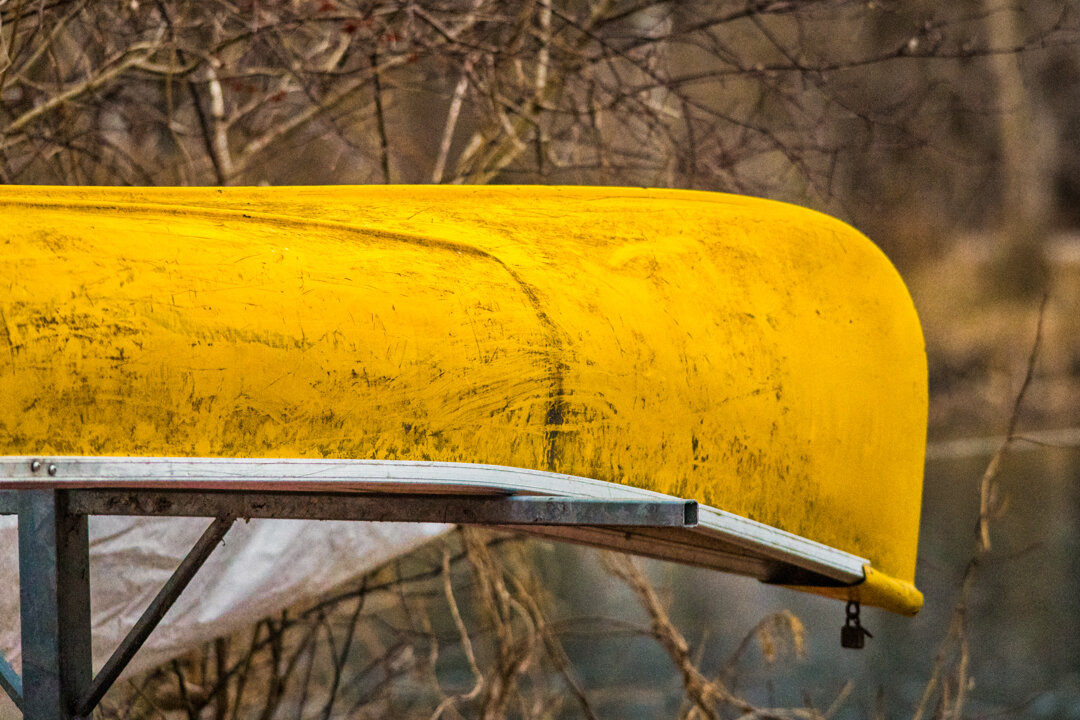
[0,516,447,679]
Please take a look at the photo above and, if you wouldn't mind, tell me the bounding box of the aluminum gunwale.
[0,456,868,584]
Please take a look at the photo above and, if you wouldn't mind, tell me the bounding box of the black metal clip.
[841,600,873,649]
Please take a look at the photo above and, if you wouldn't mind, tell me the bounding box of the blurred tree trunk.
[984,3,1056,295]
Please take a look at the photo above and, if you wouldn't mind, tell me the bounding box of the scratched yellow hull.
[0,185,927,613]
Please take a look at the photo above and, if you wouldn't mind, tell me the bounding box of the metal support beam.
[18,490,92,720]
[0,652,22,712]
[66,490,698,527]
[76,516,235,717]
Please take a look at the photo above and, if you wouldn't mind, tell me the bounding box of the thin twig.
[429,548,484,720]
[432,56,473,183]
[977,293,1049,552]
[912,295,1050,720]
[370,50,391,183]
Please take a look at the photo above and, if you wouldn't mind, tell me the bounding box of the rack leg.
[18,491,92,720]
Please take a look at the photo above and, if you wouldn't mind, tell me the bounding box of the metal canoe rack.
[0,455,870,720]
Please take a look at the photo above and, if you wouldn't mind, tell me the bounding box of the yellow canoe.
[0,185,927,615]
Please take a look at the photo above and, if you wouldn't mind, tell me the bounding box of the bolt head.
[47,464,57,476]
[30,459,41,472]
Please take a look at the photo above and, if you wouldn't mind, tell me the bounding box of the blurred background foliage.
[2,0,1080,717]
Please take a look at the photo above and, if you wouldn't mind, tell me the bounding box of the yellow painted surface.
[788,567,924,617]
[0,185,927,613]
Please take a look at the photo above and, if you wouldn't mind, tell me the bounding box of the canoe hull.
[0,185,927,611]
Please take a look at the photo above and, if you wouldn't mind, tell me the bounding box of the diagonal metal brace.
[0,652,22,712]
[75,516,235,717]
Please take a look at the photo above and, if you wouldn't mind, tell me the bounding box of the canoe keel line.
[0,186,927,718]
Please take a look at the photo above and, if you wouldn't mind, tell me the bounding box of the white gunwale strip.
[0,456,867,583]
